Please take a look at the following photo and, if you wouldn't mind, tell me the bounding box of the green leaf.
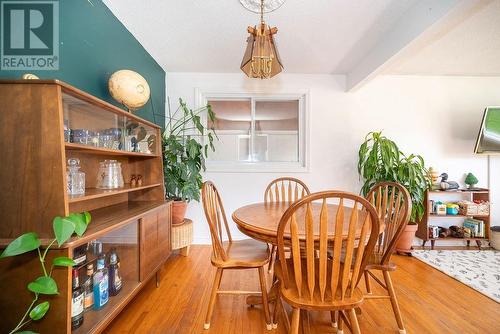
[28,276,58,295]
[15,331,39,334]
[53,216,76,246]
[29,301,50,321]
[68,213,88,237]
[52,256,75,267]
[83,211,91,224]
[0,232,40,258]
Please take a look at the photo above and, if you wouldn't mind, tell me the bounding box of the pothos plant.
[1,212,91,334]
[358,131,431,222]
[163,98,217,202]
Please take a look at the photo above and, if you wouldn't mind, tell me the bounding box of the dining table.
[232,201,383,332]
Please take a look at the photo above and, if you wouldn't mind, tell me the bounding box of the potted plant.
[163,98,217,225]
[358,131,431,253]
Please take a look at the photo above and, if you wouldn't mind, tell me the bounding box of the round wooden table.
[232,202,376,245]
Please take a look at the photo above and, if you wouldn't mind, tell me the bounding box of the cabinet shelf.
[65,201,166,248]
[65,142,159,158]
[429,213,489,219]
[72,280,141,334]
[68,183,163,203]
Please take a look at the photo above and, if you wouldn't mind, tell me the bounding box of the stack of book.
[463,218,485,238]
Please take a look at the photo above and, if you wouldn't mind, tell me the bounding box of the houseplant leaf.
[52,256,75,267]
[68,213,88,237]
[53,216,76,246]
[29,301,50,320]
[28,276,58,295]
[0,232,40,258]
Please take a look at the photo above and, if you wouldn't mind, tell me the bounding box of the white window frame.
[196,89,310,173]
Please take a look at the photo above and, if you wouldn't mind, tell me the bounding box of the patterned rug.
[412,250,500,303]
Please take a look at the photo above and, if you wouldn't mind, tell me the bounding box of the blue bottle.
[93,257,109,310]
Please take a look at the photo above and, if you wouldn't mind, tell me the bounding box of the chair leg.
[258,266,272,330]
[330,311,337,328]
[204,267,223,330]
[337,311,344,334]
[348,309,361,334]
[268,245,276,273]
[364,270,372,294]
[383,270,406,334]
[291,307,300,334]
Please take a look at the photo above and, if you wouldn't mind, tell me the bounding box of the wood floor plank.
[105,245,499,334]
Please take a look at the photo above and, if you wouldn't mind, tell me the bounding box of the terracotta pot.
[171,200,188,226]
[396,223,418,254]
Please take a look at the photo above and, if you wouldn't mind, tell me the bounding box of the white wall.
[166,73,500,244]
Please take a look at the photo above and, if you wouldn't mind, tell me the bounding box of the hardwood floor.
[105,245,499,334]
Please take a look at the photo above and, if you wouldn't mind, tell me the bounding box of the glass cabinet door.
[71,220,139,333]
[62,92,158,155]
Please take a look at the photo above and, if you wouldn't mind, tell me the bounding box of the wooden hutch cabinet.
[0,80,171,333]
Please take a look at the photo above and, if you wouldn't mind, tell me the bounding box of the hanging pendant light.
[240,0,283,79]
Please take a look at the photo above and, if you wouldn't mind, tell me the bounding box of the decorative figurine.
[137,175,143,187]
[439,173,459,191]
[464,172,479,189]
[428,167,441,190]
[130,175,137,187]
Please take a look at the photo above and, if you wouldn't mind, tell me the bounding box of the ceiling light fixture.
[240,0,284,79]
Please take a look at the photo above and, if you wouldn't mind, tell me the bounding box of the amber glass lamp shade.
[241,23,283,79]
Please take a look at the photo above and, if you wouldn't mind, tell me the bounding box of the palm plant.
[358,131,431,222]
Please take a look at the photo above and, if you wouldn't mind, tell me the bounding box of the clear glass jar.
[67,158,85,195]
[96,160,124,189]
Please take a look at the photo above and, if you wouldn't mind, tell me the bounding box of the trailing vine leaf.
[29,301,50,321]
[52,257,75,267]
[0,233,40,258]
[53,216,76,246]
[28,277,58,295]
[69,213,88,237]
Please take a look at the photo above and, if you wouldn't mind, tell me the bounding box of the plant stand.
[172,219,193,256]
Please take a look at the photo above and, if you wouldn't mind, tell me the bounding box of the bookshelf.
[416,189,490,250]
[0,80,171,334]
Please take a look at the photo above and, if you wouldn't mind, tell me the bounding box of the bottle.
[71,269,84,329]
[109,248,122,296]
[93,257,109,310]
[72,244,87,267]
[83,263,94,310]
[67,158,85,195]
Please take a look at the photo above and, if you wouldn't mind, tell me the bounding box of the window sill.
[206,161,309,173]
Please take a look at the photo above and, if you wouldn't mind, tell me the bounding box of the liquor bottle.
[93,257,109,310]
[72,244,87,267]
[71,268,84,329]
[109,248,122,296]
[83,263,94,310]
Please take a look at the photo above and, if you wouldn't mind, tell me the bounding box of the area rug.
[412,250,500,303]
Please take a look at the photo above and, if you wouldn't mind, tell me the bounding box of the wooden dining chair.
[275,191,380,334]
[265,177,310,273]
[201,181,272,330]
[363,182,412,334]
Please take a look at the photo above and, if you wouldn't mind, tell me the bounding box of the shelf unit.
[0,80,171,334]
[416,189,490,250]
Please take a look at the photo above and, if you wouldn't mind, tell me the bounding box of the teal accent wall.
[0,0,165,127]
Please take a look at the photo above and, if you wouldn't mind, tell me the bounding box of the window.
[198,92,308,172]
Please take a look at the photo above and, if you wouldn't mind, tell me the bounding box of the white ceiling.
[386,0,500,76]
[103,0,418,74]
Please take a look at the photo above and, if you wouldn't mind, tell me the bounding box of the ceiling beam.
[346,0,490,92]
